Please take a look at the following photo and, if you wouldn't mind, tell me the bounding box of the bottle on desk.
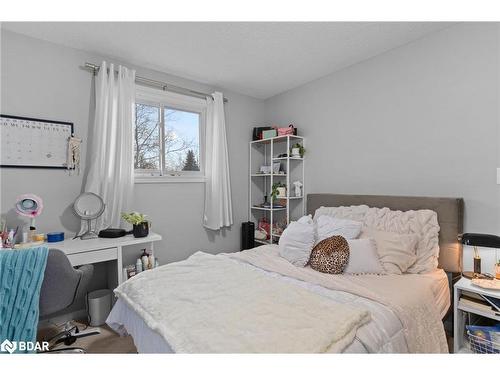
[136,258,143,273]
[29,226,36,242]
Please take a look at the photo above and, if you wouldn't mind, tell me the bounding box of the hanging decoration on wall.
[67,135,82,175]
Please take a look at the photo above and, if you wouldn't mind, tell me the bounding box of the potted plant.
[271,182,287,201]
[122,212,149,238]
[290,143,306,158]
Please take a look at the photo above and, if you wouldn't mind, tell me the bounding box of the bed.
[107,194,464,353]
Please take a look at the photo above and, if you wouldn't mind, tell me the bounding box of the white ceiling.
[2,22,454,99]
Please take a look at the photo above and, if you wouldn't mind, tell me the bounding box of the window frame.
[134,86,206,184]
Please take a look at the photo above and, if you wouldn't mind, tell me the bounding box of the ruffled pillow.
[314,205,439,274]
[316,215,362,242]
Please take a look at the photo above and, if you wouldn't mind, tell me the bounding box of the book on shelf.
[459,295,492,312]
[461,290,484,300]
[460,289,500,312]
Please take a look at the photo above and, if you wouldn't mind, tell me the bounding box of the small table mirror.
[73,192,105,240]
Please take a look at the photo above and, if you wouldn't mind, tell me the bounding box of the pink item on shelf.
[276,124,295,136]
[258,217,270,240]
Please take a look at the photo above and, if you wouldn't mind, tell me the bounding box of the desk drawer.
[67,247,118,266]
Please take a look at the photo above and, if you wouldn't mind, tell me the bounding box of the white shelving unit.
[453,277,500,353]
[249,134,305,245]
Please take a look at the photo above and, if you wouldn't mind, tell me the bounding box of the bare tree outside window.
[134,103,201,174]
[134,103,159,170]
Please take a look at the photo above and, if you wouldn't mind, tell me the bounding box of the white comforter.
[229,246,448,353]
[109,245,449,353]
[113,251,370,353]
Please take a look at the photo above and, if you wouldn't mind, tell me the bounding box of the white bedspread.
[112,251,370,353]
[108,245,450,353]
[228,245,449,353]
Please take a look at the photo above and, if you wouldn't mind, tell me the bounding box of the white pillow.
[314,205,440,274]
[316,215,362,242]
[360,228,418,275]
[278,218,315,267]
[297,214,313,225]
[344,238,386,275]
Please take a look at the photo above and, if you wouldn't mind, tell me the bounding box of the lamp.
[15,194,43,242]
[459,233,500,279]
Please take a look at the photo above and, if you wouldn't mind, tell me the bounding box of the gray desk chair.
[39,249,100,353]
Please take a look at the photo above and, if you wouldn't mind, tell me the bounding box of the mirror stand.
[76,218,99,240]
[72,192,105,240]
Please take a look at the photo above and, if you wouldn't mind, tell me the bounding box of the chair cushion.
[39,249,81,317]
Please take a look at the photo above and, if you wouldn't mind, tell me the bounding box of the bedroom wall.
[0,29,264,264]
[264,23,500,272]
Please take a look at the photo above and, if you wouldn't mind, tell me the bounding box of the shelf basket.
[466,330,500,354]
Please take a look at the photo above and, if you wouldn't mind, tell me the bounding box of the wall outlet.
[497,168,500,184]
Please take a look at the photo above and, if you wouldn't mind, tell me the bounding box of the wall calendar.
[1,115,74,169]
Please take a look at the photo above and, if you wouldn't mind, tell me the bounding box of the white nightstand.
[453,277,500,353]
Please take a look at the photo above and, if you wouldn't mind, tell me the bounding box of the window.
[164,108,200,172]
[134,87,206,182]
[134,104,160,171]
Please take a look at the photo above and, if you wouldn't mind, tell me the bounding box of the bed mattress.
[107,262,449,353]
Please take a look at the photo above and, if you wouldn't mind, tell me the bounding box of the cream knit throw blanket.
[114,252,370,353]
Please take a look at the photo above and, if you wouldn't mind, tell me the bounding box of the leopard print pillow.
[309,235,350,274]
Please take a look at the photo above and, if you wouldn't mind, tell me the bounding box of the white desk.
[46,232,162,285]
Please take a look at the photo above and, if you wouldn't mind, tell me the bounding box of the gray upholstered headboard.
[307,194,464,273]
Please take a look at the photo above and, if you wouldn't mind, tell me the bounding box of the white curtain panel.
[203,92,233,230]
[83,61,136,231]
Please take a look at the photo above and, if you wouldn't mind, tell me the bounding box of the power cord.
[85,291,92,327]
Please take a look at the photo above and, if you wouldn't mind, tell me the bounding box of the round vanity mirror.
[73,192,105,239]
